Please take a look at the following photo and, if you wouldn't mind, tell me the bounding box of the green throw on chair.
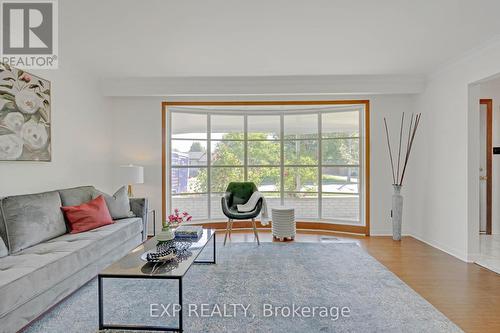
[221,182,262,245]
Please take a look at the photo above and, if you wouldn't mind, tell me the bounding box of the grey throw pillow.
[93,186,133,220]
[1,191,67,253]
[0,237,7,257]
[58,186,96,206]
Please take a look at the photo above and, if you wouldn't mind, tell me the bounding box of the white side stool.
[271,207,296,241]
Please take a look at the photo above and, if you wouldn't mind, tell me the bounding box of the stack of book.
[175,225,203,239]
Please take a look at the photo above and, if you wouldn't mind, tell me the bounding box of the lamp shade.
[118,165,144,185]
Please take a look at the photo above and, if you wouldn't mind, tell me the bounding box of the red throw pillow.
[61,195,114,234]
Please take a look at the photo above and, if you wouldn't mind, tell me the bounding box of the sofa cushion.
[0,217,143,318]
[0,237,7,258]
[93,186,133,219]
[1,191,67,254]
[61,196,114,234]
[58,186,96,206]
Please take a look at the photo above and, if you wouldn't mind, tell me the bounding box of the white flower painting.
[0,63,51,161]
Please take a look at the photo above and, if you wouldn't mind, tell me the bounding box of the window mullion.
[318,112,322,220]
[280,113,285,206]
[244,114,248,181]
[359,108,364,227]
[207,114,211,220]
[168,110,173,219]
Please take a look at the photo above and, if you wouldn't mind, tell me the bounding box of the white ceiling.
[61,0,500,78]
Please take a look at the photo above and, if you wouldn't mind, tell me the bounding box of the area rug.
[24,242,462,332]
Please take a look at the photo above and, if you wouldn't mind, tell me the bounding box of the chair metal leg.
[228,219,233,239]
[251,218,260,245]
[224,219,231,246]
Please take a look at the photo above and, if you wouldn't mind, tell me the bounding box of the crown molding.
[100,75,425,97]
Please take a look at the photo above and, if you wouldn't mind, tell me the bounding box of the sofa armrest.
[130,197,148,241]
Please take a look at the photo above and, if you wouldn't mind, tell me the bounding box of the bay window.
[165,102,368,228]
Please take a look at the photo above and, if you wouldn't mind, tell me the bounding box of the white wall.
[479,78,500,235]
[411,38,500,261]
[110,97,164,234]
[0,66,114,197]
[109,94,416,236]
[0,0,117,197]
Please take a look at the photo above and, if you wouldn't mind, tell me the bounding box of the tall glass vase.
[392,185,403,241]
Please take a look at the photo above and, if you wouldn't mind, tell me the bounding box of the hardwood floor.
[215,229,500,333]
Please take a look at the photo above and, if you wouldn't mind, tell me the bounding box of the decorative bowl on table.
[141,241,176,263]
[141,250,175,263]
[140,239,194,263]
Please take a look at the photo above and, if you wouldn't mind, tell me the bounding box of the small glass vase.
[157,225,175,242]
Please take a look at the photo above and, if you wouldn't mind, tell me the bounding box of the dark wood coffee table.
[98,228,216,332]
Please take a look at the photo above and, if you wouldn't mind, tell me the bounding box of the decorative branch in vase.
[384,113,421,241]
[157,208,192,242]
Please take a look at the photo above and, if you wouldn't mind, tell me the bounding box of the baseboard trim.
[410,234,469,262]
[191,220,367,235]
[369,233,411,237]
[468,253,482,263]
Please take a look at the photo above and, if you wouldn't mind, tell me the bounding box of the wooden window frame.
[480,99,493,235]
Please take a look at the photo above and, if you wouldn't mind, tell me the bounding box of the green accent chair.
[221,182,262,245]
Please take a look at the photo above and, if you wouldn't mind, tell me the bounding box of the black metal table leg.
[194,233,216,264]
[99,276,183,332]
[179,277,183,332]
[98,275,103,330]
[213,232,216,264]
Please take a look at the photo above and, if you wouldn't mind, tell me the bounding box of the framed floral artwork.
[0,63,51,161]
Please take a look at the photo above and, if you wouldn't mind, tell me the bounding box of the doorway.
[479,99,492,235]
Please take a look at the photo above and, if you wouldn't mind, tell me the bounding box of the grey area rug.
[25,242,462,333]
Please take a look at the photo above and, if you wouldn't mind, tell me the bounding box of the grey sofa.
[0,186,148,333]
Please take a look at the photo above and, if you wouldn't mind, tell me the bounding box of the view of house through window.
[167,104,366,225]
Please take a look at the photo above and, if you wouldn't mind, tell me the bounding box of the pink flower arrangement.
[164,208,192,228]
[19,73,32,83]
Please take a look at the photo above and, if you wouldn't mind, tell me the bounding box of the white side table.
[271,207,296,241]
